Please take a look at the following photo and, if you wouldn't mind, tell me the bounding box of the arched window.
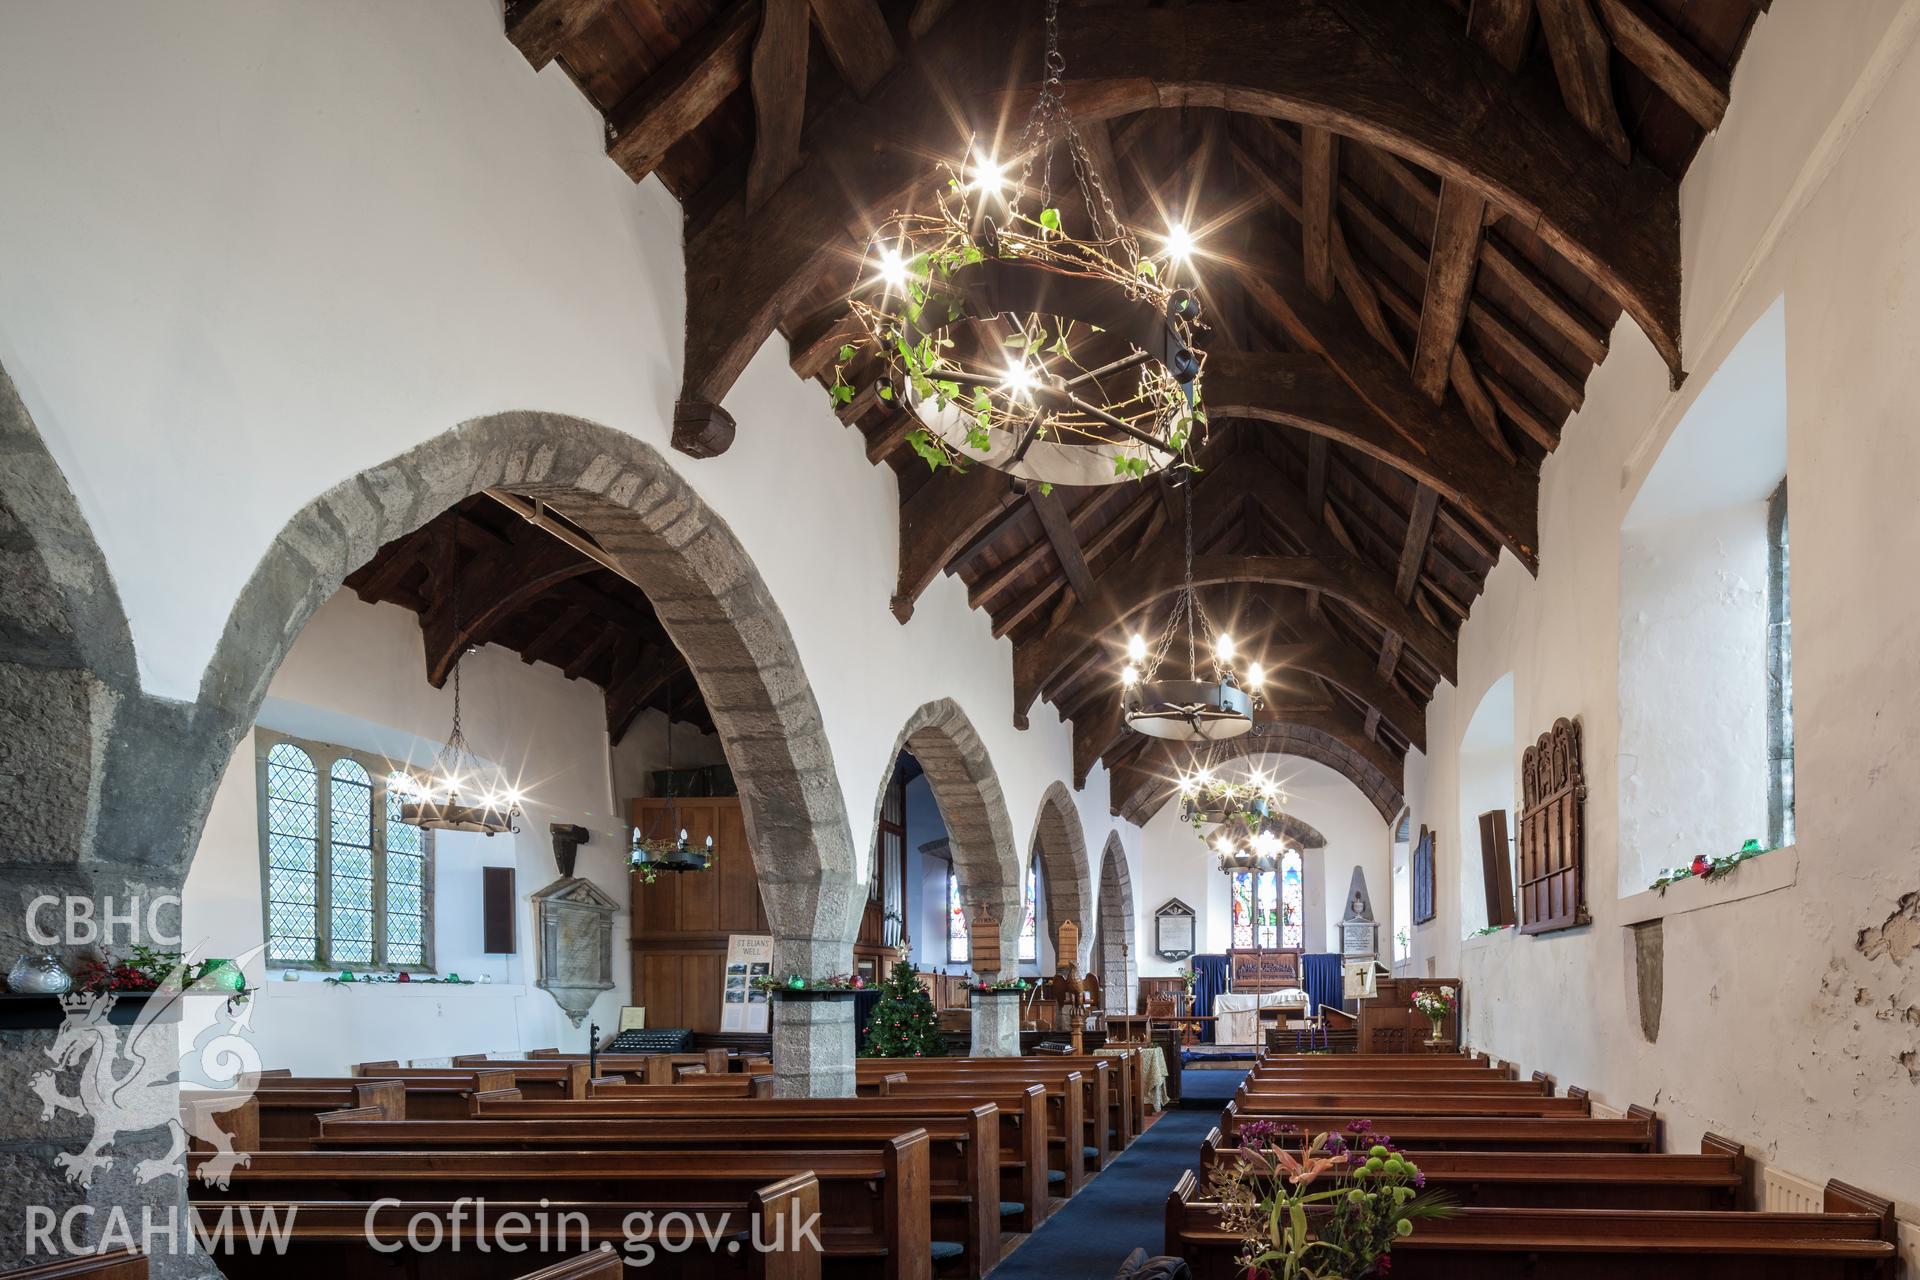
[947,867,969,964]
[1018,864,1038,963]
[258,730,435,970]
[1231,851,1306,950]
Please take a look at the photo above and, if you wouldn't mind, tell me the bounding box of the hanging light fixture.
[826,0,1207,487]
[1120,481,1265,740]
[1213,824,1288,875]
[397,521,524,836]
[630,669,713,876]
[1176,753,1286,828]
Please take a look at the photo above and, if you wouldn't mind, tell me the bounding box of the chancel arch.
[870,699,1022,977]
[1029,780,1095,973]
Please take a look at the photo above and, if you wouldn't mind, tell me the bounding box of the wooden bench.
[0,1248,146,1280]
[1219,1101,1659,1151]
[860,1057,1117,1169]
[1199,1128,1747,1210]
[863,1052,1137,1147]
[470,1091,1052,1235]
[1233,1086,1591,1116]
[869,1071,1087,1196]
[1242,1076,1549,1096]
[378,1058,592,1099]
[194,1180,820,1280]
[184,1080,403,1148]
[526,1047,771,1080]
[1166,1170,1897,1279]
[195,1134,927,1280]
[291,1120,948,1280]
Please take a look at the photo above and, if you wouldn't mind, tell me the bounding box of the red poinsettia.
[1689,854,1712,877]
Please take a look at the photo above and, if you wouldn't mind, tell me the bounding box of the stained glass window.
[1280,849,1304,949]
[258,731,433,971]
[1231,866,1295,949]
[1018,865,1037,963]
[947,867,970,964]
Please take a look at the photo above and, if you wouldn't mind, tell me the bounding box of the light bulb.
[967,150,1006,194]
[1002,359,1038,401]
[1127,633,1148,662]
[1246,661,1264,686]
[1121,663,1140,687]
[1163,222,1196,262]
[877,245,909,291]
[1215,632,1235,662]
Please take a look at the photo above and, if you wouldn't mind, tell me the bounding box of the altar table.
[1214,988,1309,1044]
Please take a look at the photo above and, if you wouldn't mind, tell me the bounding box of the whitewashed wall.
[0,1,1133,938]
[1397,0,1920,1231]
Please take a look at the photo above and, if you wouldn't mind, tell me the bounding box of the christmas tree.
[861,959,948,1058]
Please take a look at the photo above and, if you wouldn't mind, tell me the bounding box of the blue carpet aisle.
[989,1067,1245,1278]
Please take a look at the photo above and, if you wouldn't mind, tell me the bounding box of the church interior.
[1,1,1917,1277]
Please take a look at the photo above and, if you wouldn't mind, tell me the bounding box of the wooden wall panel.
[630,797,764,1033]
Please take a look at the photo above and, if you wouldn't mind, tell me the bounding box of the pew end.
[1626,1103,1664,1152]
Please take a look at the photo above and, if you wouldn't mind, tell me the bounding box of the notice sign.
[721,933,774,1033]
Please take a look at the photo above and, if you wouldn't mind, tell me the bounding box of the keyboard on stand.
[605,1027,693,1054]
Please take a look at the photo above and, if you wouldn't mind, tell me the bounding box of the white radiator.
[1761,1165,1825,1215]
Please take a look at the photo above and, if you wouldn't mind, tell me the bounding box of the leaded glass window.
[1280,849,1304,950]
[256,730,434,971]
[1229,871,1255,949]
[1018,865,1037,963]
[1255,868,1279,948]
[1232,868,1289,949]
[947,867,969,964]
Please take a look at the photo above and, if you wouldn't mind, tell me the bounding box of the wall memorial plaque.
[1154,898,1196,960]
[530,875,618,1026]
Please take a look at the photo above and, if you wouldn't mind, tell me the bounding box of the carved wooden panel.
[1229,948,1303,990]
[1519,716,1589,934]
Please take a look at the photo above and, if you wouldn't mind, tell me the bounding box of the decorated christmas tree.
[862,959,948,1058]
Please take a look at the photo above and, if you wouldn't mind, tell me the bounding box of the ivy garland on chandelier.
[826,0,1207,487]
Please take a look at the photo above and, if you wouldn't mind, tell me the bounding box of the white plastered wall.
[1397,0,1920,1227]
[0,1,1134,931]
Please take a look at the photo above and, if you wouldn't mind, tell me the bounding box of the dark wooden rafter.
[422,536,597,688]
[1410,181,1489,401]
[1536,0,1633,164]
[1028,486,1099,604]
[1468,0,1536,72]
[1594,0,1732,129]
[675,0,1687,447]
[893,466,1019,621]
[505,0,619,72]
[809,0,899,98]
[605,1,758,183]
[747,0,810,210]
[607,643,690,742]
[1300,126,1340,301]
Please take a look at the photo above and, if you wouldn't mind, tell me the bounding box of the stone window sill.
[1618,846,1799,926]
[1461,928,1517,954]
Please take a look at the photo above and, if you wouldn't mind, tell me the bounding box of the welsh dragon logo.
[32,945,264,1190]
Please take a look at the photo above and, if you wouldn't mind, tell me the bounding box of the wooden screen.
[1411,827,1436,924]
[630,796,764,1031]
[1518,717,1590,935]
[1477,809,1517,929]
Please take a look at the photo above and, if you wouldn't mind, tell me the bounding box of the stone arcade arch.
[1095,832,1137,1016]
[870,699,1022,978]
[0,399,866,1110]
[1029,781,1095,973]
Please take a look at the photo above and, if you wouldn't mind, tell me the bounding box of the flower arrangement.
[972,976,1031,993]
[1410,986,1456,1021]
[1207,1119,1454,1279]
[1648,839,1773,894]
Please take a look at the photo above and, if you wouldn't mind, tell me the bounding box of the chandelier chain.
[1009,0,1137,262]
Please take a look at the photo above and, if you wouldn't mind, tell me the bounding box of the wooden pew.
[284,1123,941,1280]
[470,1092,1052,1234]
[588,1078,774,1100]
[1198,1129,1747,1210]
[1242,1077,1549,1096]
[1218,1101,1658,1152]
[859,1057,1117,1169]
[194,1178,821,1280]
[527,1047,773,1080]
[185,1080,402,1148]
[1165,1170,1898,1279]
[863,1053,1136,1147]
[1233,1086,1591,1116]
[381,1058,592,1099]
[511,1253,624,1280]
[0,1248,146,1280]
[1254,1051,1492,1067]
[870,1071,1086,1197]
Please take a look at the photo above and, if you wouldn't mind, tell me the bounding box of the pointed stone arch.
[872,699,1021,977]
[1029,781,1094,972]
[1095,831,1137,1016]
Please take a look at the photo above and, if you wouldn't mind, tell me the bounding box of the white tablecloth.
[1214,989,1309,1044]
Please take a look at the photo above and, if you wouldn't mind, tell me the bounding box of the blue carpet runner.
[989,1068,1243,1278]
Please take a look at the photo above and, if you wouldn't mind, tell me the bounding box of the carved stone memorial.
[530,875,618,1026]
